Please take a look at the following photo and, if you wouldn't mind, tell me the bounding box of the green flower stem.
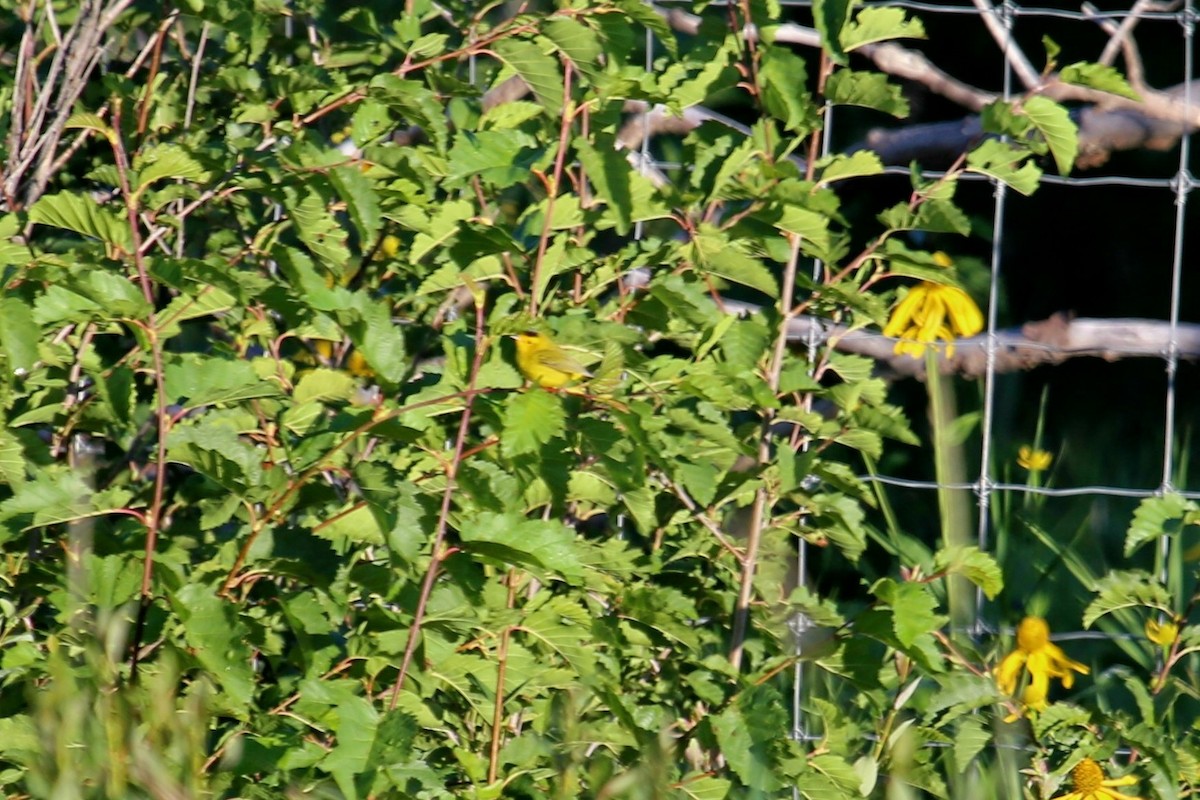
[926,350,975,635]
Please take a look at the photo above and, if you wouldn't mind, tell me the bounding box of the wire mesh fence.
[652,0,1200,774]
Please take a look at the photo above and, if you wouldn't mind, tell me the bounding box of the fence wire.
[660,0,1197,782]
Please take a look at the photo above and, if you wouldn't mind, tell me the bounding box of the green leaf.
[1022,95,1078,175]
[712,685,788,792]
[0,296,39,373]
[676,774,733,800]
[345,295,408,384]
[659,39,736,110]
[64,111,115,140]
[1125,493,1198,555]
[932,546,1003,599]
[294,368,358,403]
[0,428,26,486]
[1083,570,1172,628]
[164,354,282,408]
[953,717,991,772]
[322,694,380,797]
[966,139,1042,196]
[0,469,94,536]
[825,70,909,117]
[448,129,539,188]
[460,512,584,583]
[1060,62,1140,100]
[329,165,382,248]
[134,144,212,193]
[543,17,603,84]
[1043,36,1061,68]
[493,38,563,116]
[29,192,133,249]
[502,389,566,457]
[283,183,352,275]
[687,226,778,297]
[171,582,256,713]
[872,578,943,647]
[812,0,852,64]
[366,74,449,151]
[760,46,818,132]
[841,7,926,51]
[168,421,264,492]
[817,151,884,185]
[575,134,633,235]
[611,0,677,57]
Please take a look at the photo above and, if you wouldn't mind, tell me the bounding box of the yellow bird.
[512,330,591,389]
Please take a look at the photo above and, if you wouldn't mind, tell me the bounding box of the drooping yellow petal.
[883,284,931,337]
[940,285,984,336]
[994,649,1028,696]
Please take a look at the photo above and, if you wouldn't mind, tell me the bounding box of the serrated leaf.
[283,183,352,275]
[841,7,926,51]
[543,17,603,84]
[760,46,818,132]
[872,578,942,647]
[953,717,990,772]
[575,134,633,235]
[493,38,563,116]
[676,774,732,800]
[0,296,39,373]
[687,226,778,297]
[817,150,884,185]
[1126,493,1197,555]
[329,164,382,248]
[813,0,851,64]
[366,74,449,151]
[460,512,584,583]
[611,0,677,57]
[1060,61,1140,100]
[0,470,94,535]
[966,139,1042,196]
[502,389,566,457]
[294,368,358,403]
[168,422,263,492]
[659,39,736,110]
[1022,95,1078,175]
[825,70,909,117]
[164,354,282,408]
[933,546,1003,599]
[448,129,539,188]
[1083,570,1172,628]
[0,428,26,486]
[29,192,133,249]
[64,112,115,140]
[172,582,255,712]
[712,686,788,792]
[134,144,212,193]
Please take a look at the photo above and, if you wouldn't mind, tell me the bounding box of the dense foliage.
[1,1,1197,798]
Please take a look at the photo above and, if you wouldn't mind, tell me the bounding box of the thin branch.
[730,233,803,671]
[722,300,1200,378]
[970,0,1041,89]
[389,300,490,709]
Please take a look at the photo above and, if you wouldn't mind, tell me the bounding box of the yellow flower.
[1003,670,1050,722]
[882,277,983,359]
[995,616,1089,710]
[1018,445,1053,472]
[1145,617,1179,648]
[1052,758,1142,800]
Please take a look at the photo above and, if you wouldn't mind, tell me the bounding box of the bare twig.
[970,0,1041,89]
[388,301,490,709]
[722,300,1200,378]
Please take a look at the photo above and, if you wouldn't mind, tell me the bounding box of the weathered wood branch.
[725,302,1199,378]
